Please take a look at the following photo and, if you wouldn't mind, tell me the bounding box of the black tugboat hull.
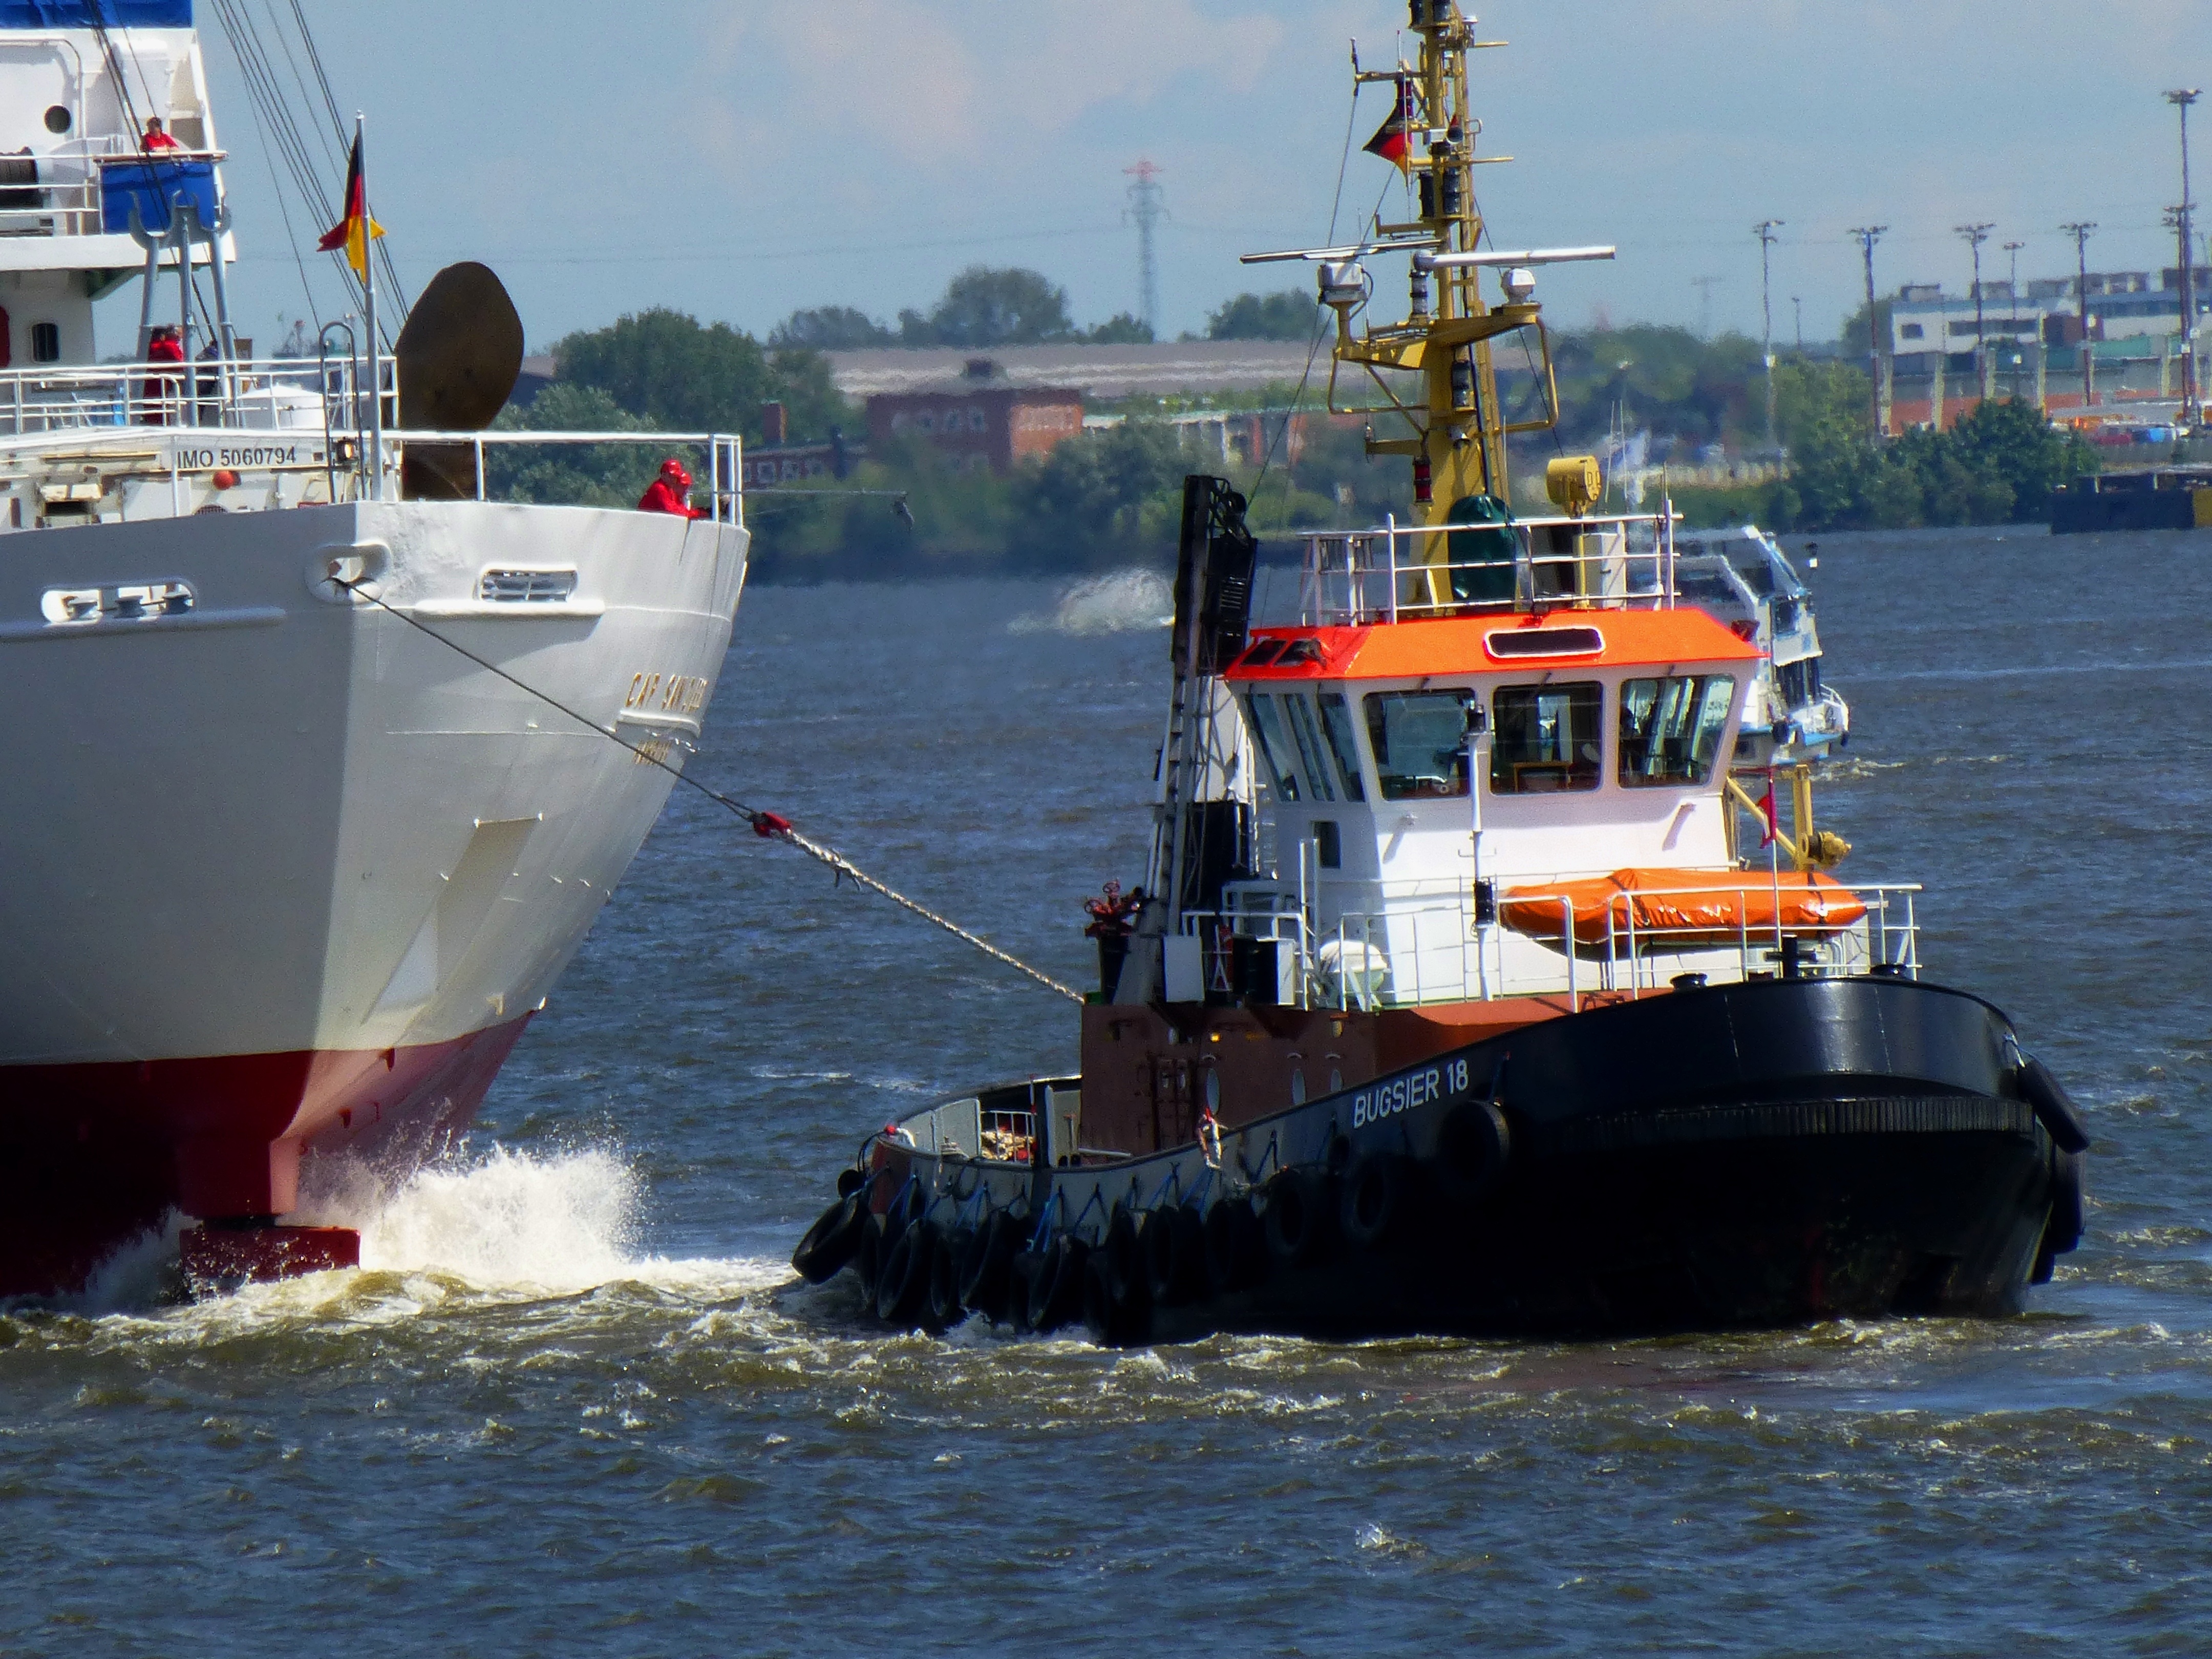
[800,975,2083,1343]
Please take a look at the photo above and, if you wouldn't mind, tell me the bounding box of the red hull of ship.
[0,1014,533,1298]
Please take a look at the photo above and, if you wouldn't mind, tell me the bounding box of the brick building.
[865,359,1083,474]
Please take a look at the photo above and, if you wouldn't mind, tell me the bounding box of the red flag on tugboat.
[1362,75,1416,173]
[316,132,384,278]
[1754,779,1780,846]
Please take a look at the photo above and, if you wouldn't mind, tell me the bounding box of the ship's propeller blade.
[396,261,525,430]
[395,261,525,501]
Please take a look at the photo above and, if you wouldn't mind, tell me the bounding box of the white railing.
[1297,510,1679,626]
[0,356,748,527]
[0,143,226,240]
[0,353,365,436]
[395,430,748,528]
[1178,878,1923,1011]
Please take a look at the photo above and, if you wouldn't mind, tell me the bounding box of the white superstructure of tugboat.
[0,2,749,1294]
[789,2,2085,1342]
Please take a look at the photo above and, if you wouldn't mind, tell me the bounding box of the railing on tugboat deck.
[1174,879,1922,1012]
[1295,509,1681,627]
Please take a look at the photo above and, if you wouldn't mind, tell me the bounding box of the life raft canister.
[1499,867,1867,949]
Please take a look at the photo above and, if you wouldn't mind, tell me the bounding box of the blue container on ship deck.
[98,157,217,236]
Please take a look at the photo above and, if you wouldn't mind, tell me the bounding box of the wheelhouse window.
[1618,675,1736,787]
[1243,691,1301,801]
[1363,689,1474,800]
[1491,682,1602,793]
[1316,692,1367,801]
[1283,694,1337,802]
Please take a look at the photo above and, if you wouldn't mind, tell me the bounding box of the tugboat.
[789,3,2087,1342]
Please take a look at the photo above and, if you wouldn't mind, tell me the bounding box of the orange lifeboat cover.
[1499,867,1868,947]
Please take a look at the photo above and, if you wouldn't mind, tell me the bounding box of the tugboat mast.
[1246,5,1611,547]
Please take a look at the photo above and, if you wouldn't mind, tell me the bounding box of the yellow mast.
[1332,3,1542,525]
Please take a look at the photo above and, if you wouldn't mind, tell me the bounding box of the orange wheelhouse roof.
[1225,608,1760,683]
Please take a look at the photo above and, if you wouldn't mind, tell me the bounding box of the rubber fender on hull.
[1103,1205,1146,1304]
[1007,1249,1045,1334]
[855,1211,891,1306]
[1028,1237,1089,1333]
[1083,1247,1151,1347]
[1204,1196,1266,1294]
[1144,1202,1207,1305]
[1339,1152,1412,1252]
[2019,1057,2091,1154]
[1263,1167,1336,1269]
[929,1228,971,1327]
[1433,1099,1512,1202]
[960,1209,1022,1320]
[836,1166,866,1199]
[792,1194,867,1284]
[876,1220,937,1325]
[2048,1147,2086,1253]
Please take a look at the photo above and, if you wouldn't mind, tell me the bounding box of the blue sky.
[164,1,2210,354]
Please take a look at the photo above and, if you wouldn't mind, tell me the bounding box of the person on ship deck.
[637,457,704,518]
[140,324,184,425]
[140,116,182,153]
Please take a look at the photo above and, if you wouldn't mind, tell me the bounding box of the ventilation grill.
[479,569,577,603]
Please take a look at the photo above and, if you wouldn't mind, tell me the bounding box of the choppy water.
[7,527,2211,1655]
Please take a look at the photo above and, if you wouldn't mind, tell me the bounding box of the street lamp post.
[1955,222,1994,405]
[2004,239,2025,399]
[1754,218,1783,451]
[2061,221,2097,408]
[1848,225,1888,436]
[2166,89,2201,426]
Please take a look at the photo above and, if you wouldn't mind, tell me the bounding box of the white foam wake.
[1009,569,1173,636]
[352,1144,642,1293]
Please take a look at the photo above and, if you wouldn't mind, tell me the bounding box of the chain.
[334,576,1084,1004]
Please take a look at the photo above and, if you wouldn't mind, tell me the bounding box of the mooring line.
[334,577,1086,1004]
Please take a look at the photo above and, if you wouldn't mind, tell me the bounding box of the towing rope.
[335,577,1086,1004]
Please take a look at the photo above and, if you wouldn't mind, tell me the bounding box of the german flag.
[1362,76,1417,173]
[316,132,384,278]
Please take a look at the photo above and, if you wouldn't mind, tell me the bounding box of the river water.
[5,530,2209,1654]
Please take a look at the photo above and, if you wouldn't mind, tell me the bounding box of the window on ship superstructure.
[1316,692,1367,801]
[1490,683,1602,794]
[1282,694,1337,803]
[1363,689,1474,800]
[1618,675,1736,788]
[1243,691,1302,800]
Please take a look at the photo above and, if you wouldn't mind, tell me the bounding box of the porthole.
[42,105,70,135]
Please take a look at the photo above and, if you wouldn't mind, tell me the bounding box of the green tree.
[486,382,665,508]
[1206,289,1321,341]
[769,305,892,350]
[1084,312,1155,344]
[1939,395,2093,521]
[552,307,848,443]
[1538,325,1764,450]
[901,266,1075,348]
[1018,421,1188,557]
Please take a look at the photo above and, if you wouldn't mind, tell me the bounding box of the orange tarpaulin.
[1499,867,1867,949]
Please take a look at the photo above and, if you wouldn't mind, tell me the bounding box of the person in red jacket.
[141,117,182,153]
[637,456,704,518]
[141,324,184,424]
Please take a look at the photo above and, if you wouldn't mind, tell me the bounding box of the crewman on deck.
[141,324,184,425]
[140,116,182,153]
[637,457,704,518]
